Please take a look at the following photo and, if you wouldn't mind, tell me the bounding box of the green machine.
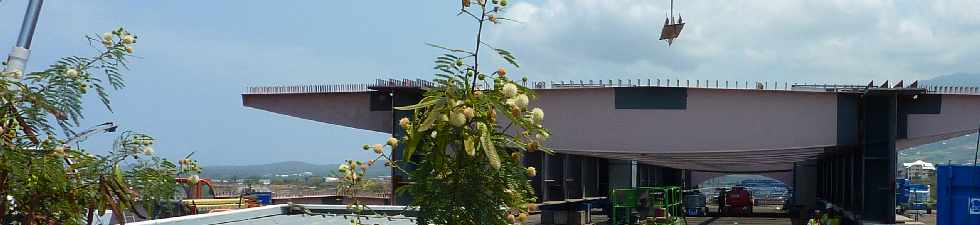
[611,189,639,225]
[611,186,687,225]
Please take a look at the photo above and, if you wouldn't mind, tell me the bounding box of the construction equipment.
[641,187,686,225]
[177,177,217,200]
[610,187,686,225]
[722,186,753,215]
[682,189,708,216]
[908,183,931,213]
[176,177,260,214]
[659,0,685,46]
[896,178,931,214]
[611,189,640,225]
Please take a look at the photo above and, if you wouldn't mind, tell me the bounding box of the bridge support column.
[793,160,818,219]
[820,92,898,224]
[683,169,693,189]
[608,159,637,189]
[858,93,898,224]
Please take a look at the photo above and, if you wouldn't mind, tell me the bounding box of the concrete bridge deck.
[242,80,980,175]
[242,79,980,224]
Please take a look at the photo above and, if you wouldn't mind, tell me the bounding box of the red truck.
[723,186,754,215]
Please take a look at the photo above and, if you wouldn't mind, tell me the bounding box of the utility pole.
[3,0,45,74]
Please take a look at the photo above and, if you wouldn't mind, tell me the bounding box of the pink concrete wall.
[534,88,839,154]
[243,92,391,133]
[241,88,980,173]
[905,94,980,145]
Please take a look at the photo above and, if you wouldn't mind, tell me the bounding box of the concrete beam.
[242,92,391,133]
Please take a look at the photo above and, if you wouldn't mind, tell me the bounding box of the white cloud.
[487,0,980,84]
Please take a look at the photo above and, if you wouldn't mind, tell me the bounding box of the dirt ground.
[904,212,936,225]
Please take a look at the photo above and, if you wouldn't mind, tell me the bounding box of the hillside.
[201,161,389,179]
[900,134,978,166]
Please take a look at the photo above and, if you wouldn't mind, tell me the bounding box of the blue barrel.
[254,192,273,205]
[937,165,980,225]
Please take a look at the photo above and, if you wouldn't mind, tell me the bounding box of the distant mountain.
[900,134,979,167]
[201,161,389,179]
[923,73,980,87]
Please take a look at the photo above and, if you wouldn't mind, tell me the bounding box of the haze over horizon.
[1,1,978,166]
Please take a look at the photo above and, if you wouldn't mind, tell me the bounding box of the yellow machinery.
[177,178,260,214]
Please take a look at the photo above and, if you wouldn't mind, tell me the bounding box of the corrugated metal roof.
[131,205,417,225]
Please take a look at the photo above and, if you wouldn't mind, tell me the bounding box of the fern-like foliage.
[342,1,552,224]
[0,28,188,225]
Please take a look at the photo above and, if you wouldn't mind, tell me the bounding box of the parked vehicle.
[896,178,931,214]
[682,190,708,216]
[722,186,753,215]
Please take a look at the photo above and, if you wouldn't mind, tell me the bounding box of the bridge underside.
[243,82,980,224]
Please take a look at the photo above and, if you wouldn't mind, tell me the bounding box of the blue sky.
[1,1,978,165]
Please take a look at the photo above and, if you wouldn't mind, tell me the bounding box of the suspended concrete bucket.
[660,21,685,46]
[659,0,685,46]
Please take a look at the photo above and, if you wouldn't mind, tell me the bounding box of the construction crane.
[659,0,685,46]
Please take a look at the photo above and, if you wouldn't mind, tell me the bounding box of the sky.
[0,0,977,166]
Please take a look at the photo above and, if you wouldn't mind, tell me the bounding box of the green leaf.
[403,107,442,162]
[480,126,500,169]
[495,48,520,68]
[437,67,456,75]
[416,106,443,131]
[425,43,473,54]
[464,136,476,157]
[442,54,460,60]
[403,136,418,162]
[113,165,125,186]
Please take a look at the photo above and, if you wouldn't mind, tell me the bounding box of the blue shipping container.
[937,165,980,225]
[254,192,273,205]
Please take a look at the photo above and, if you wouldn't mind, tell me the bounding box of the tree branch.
[460,9,482,21]
[469,3,489,93]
